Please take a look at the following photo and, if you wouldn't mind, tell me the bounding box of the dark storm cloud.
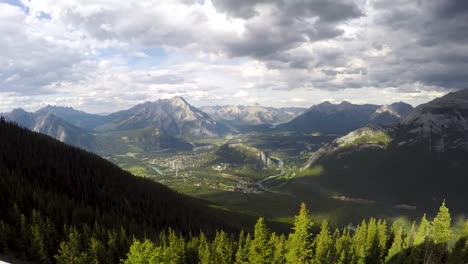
[218,0,363,59]
[211,0,265,19]
[212,0,362,21]
[368,0,468,90]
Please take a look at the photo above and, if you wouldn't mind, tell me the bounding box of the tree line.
[122,202,468,264]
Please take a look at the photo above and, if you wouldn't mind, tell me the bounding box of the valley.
[105,129,424,228]
[3,91,468,230]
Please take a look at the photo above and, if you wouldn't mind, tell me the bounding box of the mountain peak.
[10,108,28,115]
[169,96,189,106]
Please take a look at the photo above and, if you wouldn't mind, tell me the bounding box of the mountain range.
[298,89,468,212]
[2,97,415,153]
[279,101,414,134]
[200,104,305,125]
[2,97,222,153]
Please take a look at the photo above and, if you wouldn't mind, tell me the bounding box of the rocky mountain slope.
[214,143,278,180]
[396,89,468,152]
[1,97,226,153]
[98,96,222,139]
[35,105,104,130]
[201,104,305,125]
[369,102,414,125]
[2,108,97,150]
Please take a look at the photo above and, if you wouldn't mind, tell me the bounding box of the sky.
[0,0,467,113]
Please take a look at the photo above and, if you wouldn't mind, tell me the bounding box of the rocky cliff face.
[215,143,275,170]
[256,150,275,170]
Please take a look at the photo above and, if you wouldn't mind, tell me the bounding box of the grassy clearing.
[126,166,149,177]
[337,127,391,148]
[295,166,324,178]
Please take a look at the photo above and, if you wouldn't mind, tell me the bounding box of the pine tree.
[376,220,388,261]
[328,229,340,263]
[365,218,381,264]
[285,203,313,263]
[212,230,232,264]
[432,201,452,244]
[335,228,352,264]
[198,232,212,264]
[385,227,405,263]
[431,201,453,263]
[415,214,431,246]
[123,239,162,264]
[185,234,199,264]
[19,213,29,259]
[167,228,186,264]
[235,233,250,264]
[406,221,416,248]
[248,217,272,264]
[314,220,332,263]
[89,237,105,264]
[54,228,91,264]
[270,233,286,264]
[351,220,367,264]
[30,224,50,263]
[407,214,431,264]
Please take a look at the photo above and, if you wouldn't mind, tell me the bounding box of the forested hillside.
[0,119,236,263]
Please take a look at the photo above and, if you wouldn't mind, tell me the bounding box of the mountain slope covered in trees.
[0,119,238,263]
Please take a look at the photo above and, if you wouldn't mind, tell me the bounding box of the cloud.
[0,0,466,112]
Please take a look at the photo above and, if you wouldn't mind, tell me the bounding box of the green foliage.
[337,127,391,148]
[413,214,431,246]
[198,232,211,264]
[285,203,313,263]
[248,218,272,264]
[432,201,452,244]
[123,239,163,264]
[55,228,92,264]
[212,231,233,264]
[314,220,332,263]
[104,201,462,264]
[385,227,407,263]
